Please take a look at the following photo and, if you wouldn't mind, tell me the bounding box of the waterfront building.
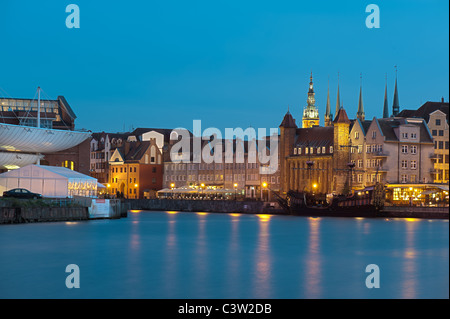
[279,105,352,195]
[163,136,280,200]
[90,128,174,186]
[397,99,449,183]
[349,117,435,188]
[108,138,163,199]
[90,132,130,184]
[0,89,91,173]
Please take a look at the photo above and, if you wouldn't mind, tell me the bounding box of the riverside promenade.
[123,198,448,219]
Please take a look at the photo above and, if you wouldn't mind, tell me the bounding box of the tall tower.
[302,72,320,128]
[333,106,351,194]
[324,79,333,127]
[382,74,389,118]
[279,110,297,194]
[356,74,365,121]
[392,67,400,116]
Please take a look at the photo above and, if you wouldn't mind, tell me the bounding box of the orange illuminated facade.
[108,138,163,199]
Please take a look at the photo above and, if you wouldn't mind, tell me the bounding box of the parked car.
[2,188,42,199]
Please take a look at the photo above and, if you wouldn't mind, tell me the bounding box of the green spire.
[383,75,389,118]
[325,79,331,117]
[356,74,365,121]
[335,72,340,119]
[392,66,400,116]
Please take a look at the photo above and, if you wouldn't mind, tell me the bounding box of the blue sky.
[0,0,448,133]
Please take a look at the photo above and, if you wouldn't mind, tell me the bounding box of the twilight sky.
[0,0,448,133]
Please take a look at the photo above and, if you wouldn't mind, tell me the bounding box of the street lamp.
[262,182,268,201]
[312,183,318,194]
[234,183,238,200]
[170,183,175,198]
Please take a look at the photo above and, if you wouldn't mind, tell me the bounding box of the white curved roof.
[0,123,91,153]
[0,152,43,170]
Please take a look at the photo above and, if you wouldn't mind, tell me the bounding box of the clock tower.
[302,72,320,128]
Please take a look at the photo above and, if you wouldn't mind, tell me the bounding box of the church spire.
[324,78,332,127]
[335,72,341,119]
[302,71,319,128]
[383,74,389,118]
[392,66,400,116]
[356,73,365,121]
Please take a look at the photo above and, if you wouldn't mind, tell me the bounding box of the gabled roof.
[279,111,297,128]
[376,118,433,143]
[130,128,176,143]
[294,126,334,148]
[124,141,151,162]
[397,101,449,123]
[333,107,351,124]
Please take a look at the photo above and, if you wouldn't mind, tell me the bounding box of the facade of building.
[108,139,163,199]
[280,106,352,195]
[163,137,280,200]
[0,94,77,130]
[90,132,129,184]
[349,117,435,188]
[0,90,91,173]
[398,100,449,184]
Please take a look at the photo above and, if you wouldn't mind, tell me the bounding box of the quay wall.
[0,207,89,224]
[124,199,283,214]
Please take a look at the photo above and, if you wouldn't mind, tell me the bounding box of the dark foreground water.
[0,211,448,299]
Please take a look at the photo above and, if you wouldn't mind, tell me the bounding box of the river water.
[0,211,448,299]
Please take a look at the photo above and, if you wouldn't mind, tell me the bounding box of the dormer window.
[294,148,297,155]
[298,148,302,155]
[330,146,333,153]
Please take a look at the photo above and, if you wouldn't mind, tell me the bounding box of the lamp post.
[201,183,205,199]
[261,182,268,201]
[312,183,318,195]
[170,183,175,199]
[134,183,138,199]
[234,183,238,200]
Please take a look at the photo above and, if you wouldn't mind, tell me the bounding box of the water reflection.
[253,214,271,298]
[194,214,208,290]
[226,213,240,296]
[163,212,178,296]
[402,219,419,299]
[305,217,322,298]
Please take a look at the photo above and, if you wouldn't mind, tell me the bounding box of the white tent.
[0,164,97,198]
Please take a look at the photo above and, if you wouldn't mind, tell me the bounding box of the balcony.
[429,153,442,160]
[372,151,388,157]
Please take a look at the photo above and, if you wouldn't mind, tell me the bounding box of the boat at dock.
[280,184,386,217]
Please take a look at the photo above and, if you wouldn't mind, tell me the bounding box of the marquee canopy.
[0,123,91,153]
[0,164,98,198]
